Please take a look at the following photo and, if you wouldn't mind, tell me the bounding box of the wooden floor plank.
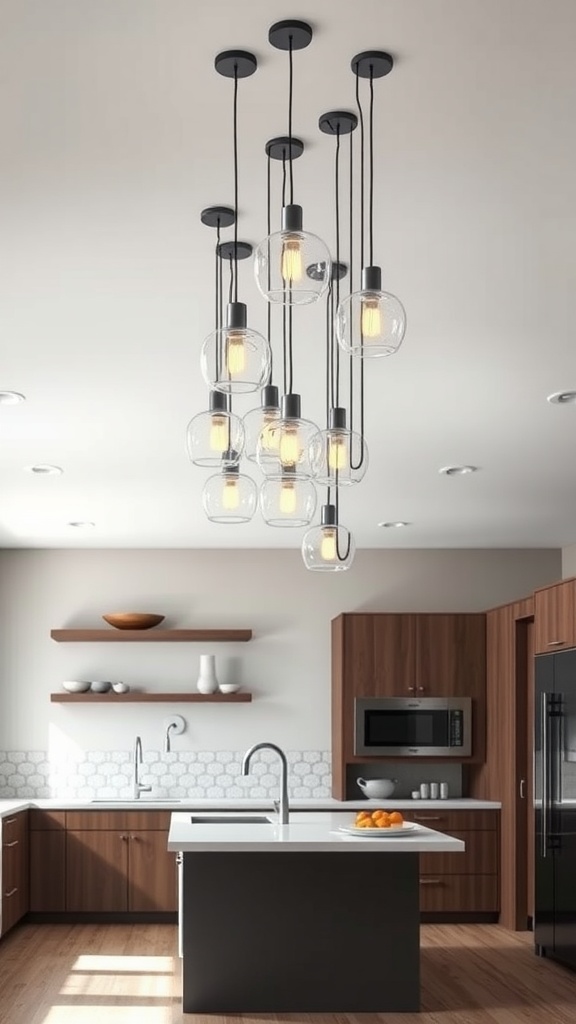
[0,923,575,1023]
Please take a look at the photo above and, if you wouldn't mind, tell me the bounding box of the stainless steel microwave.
[354,696,472,757]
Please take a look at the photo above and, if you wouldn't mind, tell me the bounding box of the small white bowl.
[112,682,129,694]
[90,680,112,693]
[62,680,91,693]
[219,683,241,694]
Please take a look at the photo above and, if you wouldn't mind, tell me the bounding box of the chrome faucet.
[133,736,152,800]
[242,742,289,824]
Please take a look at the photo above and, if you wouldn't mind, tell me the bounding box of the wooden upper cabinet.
[372,615,417,695]
[534,579,576,654]
[417,614,486,699]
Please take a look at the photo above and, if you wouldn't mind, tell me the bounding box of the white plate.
[339,822,419,836]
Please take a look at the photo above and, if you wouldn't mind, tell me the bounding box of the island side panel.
[181,850,420,1013]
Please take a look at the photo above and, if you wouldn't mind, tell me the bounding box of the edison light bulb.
[328,433,348,471]
[361,296,382,338]
[279,425,300,466]
[260,411,280,452]
[281,236,303,284]
[320,527,337,561]
[279,479,297,515]
[209,414,229,453]
[225,332,246,376]
[222,477,240,510]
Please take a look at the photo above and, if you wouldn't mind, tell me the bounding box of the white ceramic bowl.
[112,682,129,694]
[90,680,112,693]
[62,680,91,693]
[219,683,241,694]
[357,777,397,799]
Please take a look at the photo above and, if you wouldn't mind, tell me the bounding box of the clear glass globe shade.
[202,471,257,524]
[336,288,406,358]
[309,427,368,486]
[256,415,318,479]
[186,409,244,468]
[243,405,281,464]
[254,231,332,305]
[259,476,317,528]
[301,523,355,572]
[201,326,271,395]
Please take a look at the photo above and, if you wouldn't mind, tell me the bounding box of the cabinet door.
[128,831,177,912]
[416,614,485,697]
[1,812,29,935]
[30,831,65,912]
[372,615,417,696]
[534,581,576,654]
[66,831,128,911]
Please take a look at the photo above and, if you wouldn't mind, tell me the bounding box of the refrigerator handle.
[541,691,551,859]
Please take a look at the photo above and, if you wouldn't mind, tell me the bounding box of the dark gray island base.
[181,850,420,1013]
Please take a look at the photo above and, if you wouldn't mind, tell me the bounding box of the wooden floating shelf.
[51,692,252,703]
[50,629,252,643]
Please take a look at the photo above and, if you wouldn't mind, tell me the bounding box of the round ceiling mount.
[217,240,253,261]
[318,110,358,136]
[439,465,478,477]
[214,50,258,79]
[200,206,236,229]
[265,136,304,161]
[268,20,313,51]
[547,390,576,405]
[351,50,394,79]
[307,260,347,282]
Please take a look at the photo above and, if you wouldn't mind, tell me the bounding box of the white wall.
[0,547,560,755]
[562,544,576,578]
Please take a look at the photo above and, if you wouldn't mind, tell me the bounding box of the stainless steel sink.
[190,815,272,824]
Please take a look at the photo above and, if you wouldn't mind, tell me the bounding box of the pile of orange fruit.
[354,809,404,828]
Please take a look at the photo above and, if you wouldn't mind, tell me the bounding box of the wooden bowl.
[102,612,165,630]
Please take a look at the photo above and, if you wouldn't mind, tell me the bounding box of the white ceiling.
[1,0,576,551]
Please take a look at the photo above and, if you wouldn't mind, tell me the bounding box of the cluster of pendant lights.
[186,20,406,572]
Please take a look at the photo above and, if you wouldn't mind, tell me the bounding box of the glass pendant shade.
[336,266,406,358]
[254,205,331,305]
[259,471,317,528]
[186,391,244,468]
[201,301,271,395]
[301,503,355,572]
[243,385,281,463]
[202,461,257,524]
[309,407,368,486]
[256,393,318,479]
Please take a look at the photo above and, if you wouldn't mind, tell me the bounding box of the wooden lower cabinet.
[398,808,499,917]
[129,830,177,912]
[1,811,29,936]
[67,831,129,911]
[29,811,66,912]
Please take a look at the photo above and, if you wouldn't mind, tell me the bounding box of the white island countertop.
[168,810,466,853]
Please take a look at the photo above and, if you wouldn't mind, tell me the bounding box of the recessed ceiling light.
[0,390,26,405]
[547,390,576,405]
[378,521,411,528]
[68,521,95,528]
[26,464,63,476]
[439,465,478,476]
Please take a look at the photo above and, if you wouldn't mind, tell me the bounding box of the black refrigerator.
[535,648,576,970]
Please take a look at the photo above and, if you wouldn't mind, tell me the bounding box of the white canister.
[196,653,219,694]
[429,782,439,799]
[440,782,449,800]
[419,783,430,799]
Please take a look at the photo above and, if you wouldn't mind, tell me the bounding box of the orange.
[389,811,404,825]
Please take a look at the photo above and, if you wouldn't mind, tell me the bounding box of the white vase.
[196,653,219,694]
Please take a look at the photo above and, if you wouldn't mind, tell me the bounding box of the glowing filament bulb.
[222,477,240,510]
[279,479,297,515]
[361,296,382,338]
[279,425,300,467]
[281,236,303,283]
[209,414,229,453]
[320,527,337,561]
[328,433,348,471]
[260,412,280,452]
[226,332,246,376]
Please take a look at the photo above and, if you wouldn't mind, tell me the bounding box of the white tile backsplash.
[0,749,332,801]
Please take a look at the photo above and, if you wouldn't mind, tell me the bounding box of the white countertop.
[167,810,466,853]
[0,796,501,817]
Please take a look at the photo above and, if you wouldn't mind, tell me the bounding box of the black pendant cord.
[266,151,273,384]
[325,281,332,427]
[228,257,234,304]
[334,126,341,408]
[369,67,375,266]
[288,38,294,204]
[355,68,365,273]
[233,67,239,303]
[325,485,352,563]
[282,153,288,394]
[215,221,221,381]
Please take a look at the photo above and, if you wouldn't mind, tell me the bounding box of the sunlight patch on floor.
[42,1009,174,1024]
[71,955,174,974]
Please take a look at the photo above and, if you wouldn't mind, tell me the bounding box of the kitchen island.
[168,810,464,1013]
